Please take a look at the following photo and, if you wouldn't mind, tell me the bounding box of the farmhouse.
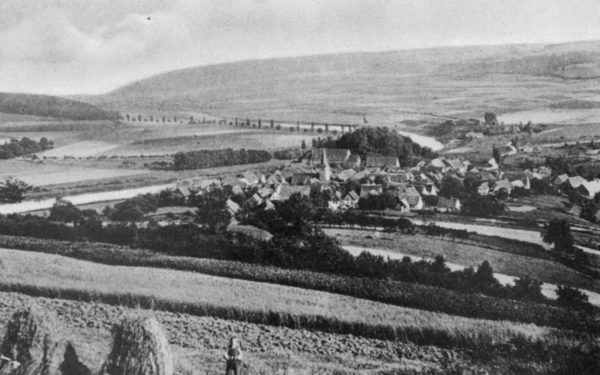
[342,191,360,209]
[493,179,513,194]
[311,148,351,166]
[478,182,490,195]
[398,194,423,210]
[365,156,400,168]
[226,199,240,215]
[437,197,461,212]
[360,184,383,198]
[465,131,484,139]
[578,180,600,199]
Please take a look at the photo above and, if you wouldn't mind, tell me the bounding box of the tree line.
[173,149,272,171]
[0,137,53,159]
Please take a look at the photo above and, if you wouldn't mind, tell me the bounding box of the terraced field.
[0,248,565,350]
[0,292,456,375]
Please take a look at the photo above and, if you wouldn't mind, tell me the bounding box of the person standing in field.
[223,336,244,375]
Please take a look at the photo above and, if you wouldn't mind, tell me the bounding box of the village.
[172,143,575,219]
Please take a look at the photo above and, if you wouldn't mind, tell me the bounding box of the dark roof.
[398,194,421,207]
[437,197,460,209]
[311,148,351,163]
[365,156,400,168]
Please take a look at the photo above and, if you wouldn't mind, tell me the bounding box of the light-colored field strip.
[2,169,146,186]
[0,183,176,214]
[412,219,600,256]
[0,247,559,344]
[343,245,600,307]
[36,141,122,158]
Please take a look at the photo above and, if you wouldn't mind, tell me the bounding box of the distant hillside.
[0,93,119,121]
[83,40,600,126]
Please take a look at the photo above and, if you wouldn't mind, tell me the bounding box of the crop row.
[0,235,597,335]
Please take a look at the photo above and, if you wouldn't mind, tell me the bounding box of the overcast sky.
[1,0,600,95]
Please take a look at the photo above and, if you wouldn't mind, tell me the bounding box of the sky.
[1,0,600,95]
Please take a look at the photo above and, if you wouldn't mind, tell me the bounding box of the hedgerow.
[0,235,596,335]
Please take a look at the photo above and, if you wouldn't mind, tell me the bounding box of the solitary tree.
[301,140,307,150]
[138,114,142,122]
[258,119,262,128]
[270,119,274,129]
[484,112,497,125]
[0,177,32,204]
[542,219,575,255]
[162,116,166,122]
[126,114,130,121]
[492,145,501,165]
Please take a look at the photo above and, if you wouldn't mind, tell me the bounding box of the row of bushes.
[173,148,272,171]
[0,137,53,159]
[0,235,595,335]
[0,209,593,311]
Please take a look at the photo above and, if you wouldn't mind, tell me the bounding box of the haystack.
[0,306,63,375]
[100,315,173,375]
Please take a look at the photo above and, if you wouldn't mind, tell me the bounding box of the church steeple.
[320,149,331,181]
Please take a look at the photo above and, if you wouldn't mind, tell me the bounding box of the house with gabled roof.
[360,184,383,198]
[429,158,446,169]
[493,179,513,194]
[311,148,351,166]
[342,191,360,209]
[176,186,191,199]
[398,194,423,210]
[344,154,362,168]
[444,159,467,172]
[578,180,600,199]
[414,184,438,196]
[365,156,400,168]
[270,185,310,201]
[563,202,581,217]
[350,170,370,181]
[395,198,411,213]
[465,131,484,139]
[478,182,490,196]
[337,169,357,181]
[265,173,289,187]
[231,185,245,196]
[226,199,240,215]
[257,188,274,199]
[554,174,569,186]
[222,176,248,188]
[292,173,317,185]
[567,176,587,189]
[437,197,461,212]
[328,191,344,211]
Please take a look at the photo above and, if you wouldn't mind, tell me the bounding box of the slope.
[84,40,600,126]
[0,92,119,121]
